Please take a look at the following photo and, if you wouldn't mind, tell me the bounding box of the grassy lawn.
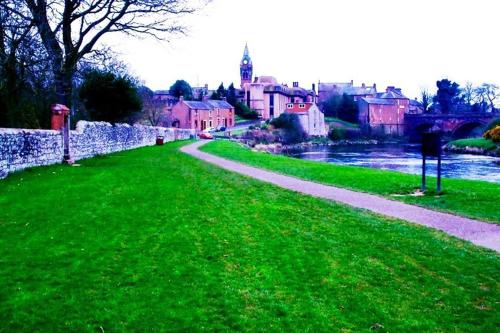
[201,140,500,223]
[1,141,499,332]
[447,138,498,151]
[235,115,251,124]
[325,117,359,128]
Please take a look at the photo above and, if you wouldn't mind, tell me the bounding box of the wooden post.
[421,154,426,192]
[437,151,442,194]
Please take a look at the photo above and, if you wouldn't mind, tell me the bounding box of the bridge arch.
[451,121,486,140]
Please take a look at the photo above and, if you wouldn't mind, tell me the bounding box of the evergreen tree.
[169,80,193,100]
[226,83,238,106]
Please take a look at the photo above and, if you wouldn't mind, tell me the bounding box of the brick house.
[171,97,235,132]
[358,87,409,135]
[285,102,327,136]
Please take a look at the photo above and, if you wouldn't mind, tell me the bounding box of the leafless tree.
[1,0,207,107]
[145,96,170,126]
[481,83,498,112]
[461,82,474,107]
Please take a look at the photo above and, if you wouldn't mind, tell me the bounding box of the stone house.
[285,102,327,136]
[318,81,377,105]
[358,87,409,135]
[171,97,235,132]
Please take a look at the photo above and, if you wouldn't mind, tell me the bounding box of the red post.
[51,104,72,164]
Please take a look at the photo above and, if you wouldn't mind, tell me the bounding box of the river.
[284,144,500,183]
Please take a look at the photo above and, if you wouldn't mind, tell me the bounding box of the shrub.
[270,113,307,144]
[483,125,500,142]
[235,102,259,119]
[329,128,346,140]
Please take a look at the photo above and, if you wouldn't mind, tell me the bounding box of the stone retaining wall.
[0,121,194,179]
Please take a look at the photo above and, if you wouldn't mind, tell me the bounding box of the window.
[246,91,251,107]
[269,94,274,117]
[195,120,198,129]
[209,120,212,128]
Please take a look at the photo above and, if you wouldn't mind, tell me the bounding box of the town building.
[358,86,409,135]
[239,44,316,120]
[171,96,235,132]
[318,81,377,105]
[285,102,327,136]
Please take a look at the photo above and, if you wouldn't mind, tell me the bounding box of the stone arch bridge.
[405,113,498,142]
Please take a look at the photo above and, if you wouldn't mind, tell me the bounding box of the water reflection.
[285,144,500,183]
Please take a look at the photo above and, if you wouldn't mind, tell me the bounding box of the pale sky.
[106,0,500,99]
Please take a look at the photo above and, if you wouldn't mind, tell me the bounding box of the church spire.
[240,43,253,88]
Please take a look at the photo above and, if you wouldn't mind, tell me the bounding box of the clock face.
[243,60,248,65]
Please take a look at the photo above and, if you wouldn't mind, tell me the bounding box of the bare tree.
[140,86,172,127]
[461,82,474,107]
[474,86,488,112]
[481,83,498,112]
[1,0,206,106]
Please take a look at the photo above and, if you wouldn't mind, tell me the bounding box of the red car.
[198,132,214,140]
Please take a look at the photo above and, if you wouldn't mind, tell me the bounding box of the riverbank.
[201,140,500,223]
[445,138,500,157]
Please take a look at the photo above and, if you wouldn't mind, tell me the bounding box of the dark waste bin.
[156,136,164,145]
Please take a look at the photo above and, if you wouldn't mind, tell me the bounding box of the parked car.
[204,127,216,133]
[216,126,227,132]
[198,132,213,140]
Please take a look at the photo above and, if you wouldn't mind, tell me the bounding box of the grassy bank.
[201,140,500,223]
[446,137,499,152]
[0,141,498,331]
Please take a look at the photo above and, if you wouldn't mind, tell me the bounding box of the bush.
[235,102,259,119]
[328,127,363,141]
[270,113,307,144]
[483,125,500,142]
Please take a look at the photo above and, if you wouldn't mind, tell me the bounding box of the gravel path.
[182,140,500,252]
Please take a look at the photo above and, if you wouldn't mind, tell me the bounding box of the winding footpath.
[182,141,500,252]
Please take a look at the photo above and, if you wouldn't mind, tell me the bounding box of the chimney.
[386,86,395,92]
[395,88,402,94]
[312,83,316,92]
[373,83,377,90]
[361,83,366,88]
[222,97,227,101]
[179,95,184,102]
[350,80,354,86]
[293,82,299,88]
[204,83,208,89]
[202,94,209,102]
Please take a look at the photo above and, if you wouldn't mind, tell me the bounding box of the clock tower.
[240,43,253,88]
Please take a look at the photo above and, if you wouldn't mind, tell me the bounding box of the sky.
[106,0,500,99]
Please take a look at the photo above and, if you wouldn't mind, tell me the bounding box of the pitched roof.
[361,98,395,105]
[375,91,408,99]
[318,82,376,96]
[183,100,233,110]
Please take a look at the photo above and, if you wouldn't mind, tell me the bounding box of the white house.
[285,102,327,136]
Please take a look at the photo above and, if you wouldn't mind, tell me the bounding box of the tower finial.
[244,42,249,57]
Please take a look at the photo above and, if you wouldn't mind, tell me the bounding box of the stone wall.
[0,121,194,179]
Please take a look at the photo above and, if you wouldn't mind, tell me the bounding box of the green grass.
[1,141,499,332]
[201,140,500,223]
[447,138,498,151]
[235,114,250,124]
[325,117,359,128]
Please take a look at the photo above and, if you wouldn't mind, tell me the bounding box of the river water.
[285,144,500,183]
